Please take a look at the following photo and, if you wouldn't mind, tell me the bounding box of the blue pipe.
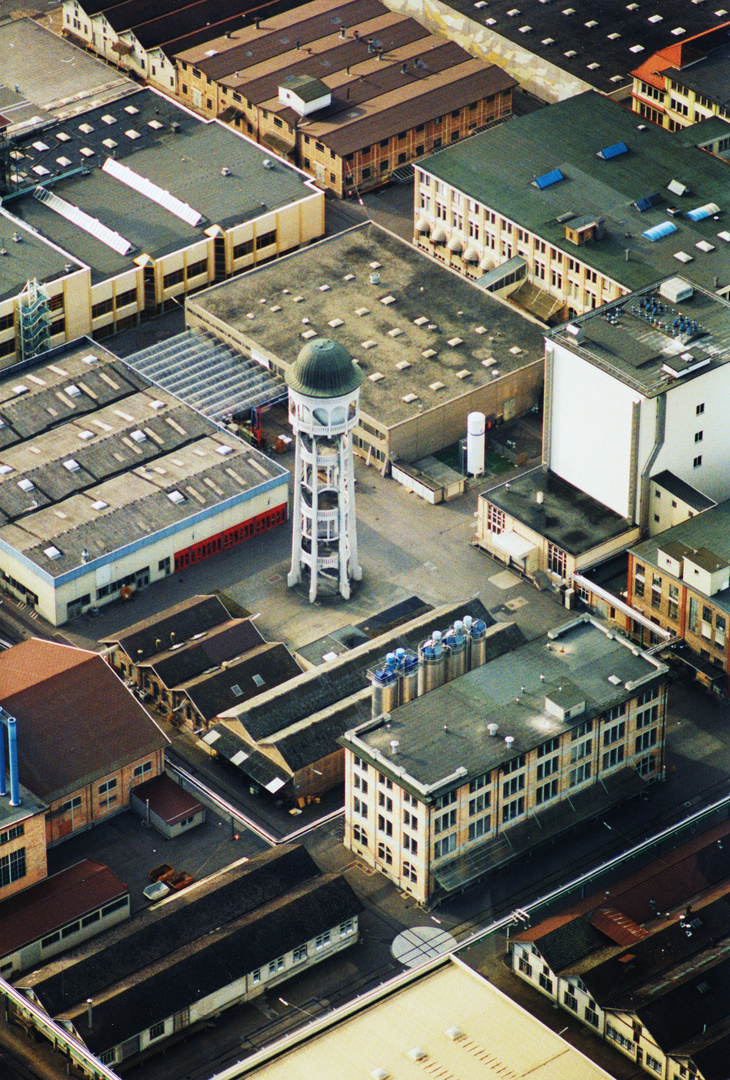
[8,717,19,806]
[0,717,6,797]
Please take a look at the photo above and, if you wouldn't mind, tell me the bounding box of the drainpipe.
[7,717,19,806]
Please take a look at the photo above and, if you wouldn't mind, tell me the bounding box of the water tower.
[286,338,364,602]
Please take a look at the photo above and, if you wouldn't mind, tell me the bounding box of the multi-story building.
[631,22,730,131]
[174,0,515,197]
[511,820,730,1080]
[0,87,323,365]
[477,277,730,587]
[341,615,669,905]
[628,500,730,691]
[414,92,730,324]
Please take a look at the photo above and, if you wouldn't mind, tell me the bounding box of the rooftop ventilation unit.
[597,141,628,160]
[533,167,564,189]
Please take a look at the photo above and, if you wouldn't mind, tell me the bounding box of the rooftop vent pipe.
[8,717,20,807]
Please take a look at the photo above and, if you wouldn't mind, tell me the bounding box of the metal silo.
[417,630,448,695]
[369,652,399,716]
[444,621,467,682]
[469,619,488,669]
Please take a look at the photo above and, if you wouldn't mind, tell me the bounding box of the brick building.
[175,0,515,196]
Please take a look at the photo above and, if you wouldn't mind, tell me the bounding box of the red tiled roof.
[0,860,127,957]
[132,773,203,824]
[0,640,169,802]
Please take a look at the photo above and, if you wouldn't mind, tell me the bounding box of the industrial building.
[0,16,134,136]
[186,223,545,481]
[204,600,494,801]
[414,92,730,323]
[0,341,288,626]
[18,845,362,1068]
[174,0,515,196]
[0,87,324,367]
[208,954,620,1080]
[341,615,669,905]
[631,21,730,131]
[379,0,728,105]
[477,277,730,586]
[102,595,302,729]
[0,860,129,979]
[511,820,730,1080]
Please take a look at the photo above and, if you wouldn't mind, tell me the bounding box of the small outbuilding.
[130,774,205,839]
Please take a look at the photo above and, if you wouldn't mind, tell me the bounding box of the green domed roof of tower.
[286,338,364,398]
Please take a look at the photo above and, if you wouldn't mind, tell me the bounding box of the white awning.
[416,216,431,232]
[491,530,536,561]
[431,226,447,243]
[463,245,480,262]
[447,235,463,252]
[479,255,493,270]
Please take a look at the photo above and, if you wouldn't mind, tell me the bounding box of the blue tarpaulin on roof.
[597,141,628,160]
[642,221,678,241]
[533,168,564,189]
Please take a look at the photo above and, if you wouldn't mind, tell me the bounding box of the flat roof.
[666,40,730,108]
[651,470,716,512]
[0,340,287,580]
[226,956,618,1080]
[0,18,134,133]
[417,91,730,296]
[548,277,730,398]
[345,616,665,792]
[484,466,635,558]
[632,499,730,611]
[0,213,83,307]
[188,223,545,429]
[418,0,727,97]
[3,88,318,286]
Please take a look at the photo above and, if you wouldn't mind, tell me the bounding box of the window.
[694,430,703,443]
[269,955,285,973]
[547,544,567,577]
[696,402,705,415]
[536,756,558,780]
[605,703,626,722]
[606,1022,634,1051]
[569,762,591,787]
[469,792,489,816]
[378,792,393,811]
[570,738,592,763]
[99,1050,117,1066]
[585,1004,600,1027]
[564,989,578,1011]
[503,774,525,798]
[434,789,456,809]
[0,824,23,846]
[61,797,81,813]
[98,777,117,807]
[377,815,393,836]
[353,824,368,846]
[536,779,558,804]
[378,773,393,789]
[353,797,367,818]
[468,815,490,840]
[645,1054,662,1074]
[636,704,659,728]
[635,728,658,753]
[518,955,532,977]
[134,760,152,779]
[502,755,526,775]
[435,809,457,833]
[353,755,368,772]
[602,745,625,770]
[694,455,702,468]
[377,841,393,865]
[603,721,625,746]
[470,772,490,792]
[403,833,417,854]
[434,833,457,860]
[502,797,525,823]
[403,809,417,827]
[315,931,331,950]
[340,919,355,935]
[486,504,505,534]
[403,860,417,882]
[292,944,308,962]
[539,971,553,993]
[571,720,592,740]
[537,737,560,757]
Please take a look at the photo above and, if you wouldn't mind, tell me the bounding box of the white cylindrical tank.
[467,411,486,476]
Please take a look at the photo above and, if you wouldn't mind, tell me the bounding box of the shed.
[130,773,205,838]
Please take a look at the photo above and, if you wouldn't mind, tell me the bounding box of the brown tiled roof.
[102,594,233,662]
[0,860,127,958]
[0,640,169,803]
[131,773,202,824]
[589,907,649,947]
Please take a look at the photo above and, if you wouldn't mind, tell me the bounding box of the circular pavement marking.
[391,925,458,967]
